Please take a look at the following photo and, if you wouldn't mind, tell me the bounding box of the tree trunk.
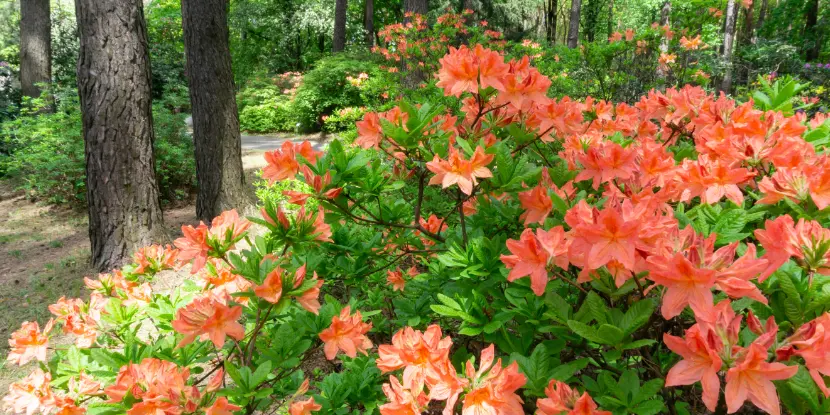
[721,0,738,93]
[607,0,614,38]
[181,0,251,223]
[741,0,755,45]
[567,0,581,48]
[333,0,348,52]
[75,0,165,271]
[404,0,428,19]
[364,0,374,47]
[19,0,51,100]
[804,0,820,61]
[657,1,671,79]
[546,0,558,43]
[756,0,768,34]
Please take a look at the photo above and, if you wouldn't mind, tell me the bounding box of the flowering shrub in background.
[6,42,830,415]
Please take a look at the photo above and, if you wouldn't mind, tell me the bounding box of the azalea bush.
[7,44,830,415]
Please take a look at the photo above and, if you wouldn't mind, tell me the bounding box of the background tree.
[804,0,821,60]
[545,0,558,42]
[567,0,581,48]
[333,0,348,52]
[364,0,374,47]
[19,0,50,100]
[182,0,251,222]
[75,0,166,271]
[721,0,738,93]
[404,0,427,20]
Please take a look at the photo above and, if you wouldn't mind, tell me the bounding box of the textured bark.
[567,0,581,48]
[19,0,51,99]
[546,0,558,43]
[804,0,820,61]
[659,1,671,53]
[333,0,348,52]
[181,0,251,222]
[756,0,768,35]
[75,0,165,271]
[607,0,615,38]
[741,0,755,45]
[364,0,374,47]
[404,0,428,19]
[721,0,738,93]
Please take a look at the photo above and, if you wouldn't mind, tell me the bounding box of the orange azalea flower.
[132,244,178,275]
[205,397,241,415]
[608,31,622,42]
[262,141,323,184]
[501,227,570,296]
[658,53,676,70]
[436,45,509,97]
[780,314,830,396]
[570,204,640,271]
[676,157,754,206]
[376,325,454,392]
[646,252,717,319]
[625,28,635,41]
[538,381,613,415]
[105,358,194,409]
[575,141,638,190]
[294,270,324,315]
[296,207,333,242]
[69,372,102,397]
[379,376,429,415]
[289,397,322,415]
[7,320,52,366]
[319,306,373,360]
[427,146,494,195]
[174,222,210,273]
[3,369,54,415]
[680,35,702,50]
[462,345,526,415]
[725,340,797,415]
[386,267,418,292]
[754,215,797,280]
[171,295,245,348]
[663,325,723,411]
[254,266,285,303]
[356,112,383,149]
[518,185,552,225]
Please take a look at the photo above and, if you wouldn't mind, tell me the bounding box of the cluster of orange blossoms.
[349,39,830,414]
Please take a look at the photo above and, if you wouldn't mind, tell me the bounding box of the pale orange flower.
[171,295,245,348]
[461,345,526,415]
[262,141,322,183]
[376,325,454,392]
[427,146,494,195]
[254,266,285,303]
[436,45,509,97]
[2,369,54,415]
[379,376,429,415]
[779,314,830,396]
[205,397,241,415]
[725,340,797,415]
[501,227,570,296]
[663,325,722,411]
[518,185,552,225]
[132,244,179,275]
[319,306,373,360]
[289,398,322,415]
[386,267,418,292]
[538,381,613,415]
[646,253,717,319]
[174,222,210,273]
[7,320,52,366]
[680,35,702,50]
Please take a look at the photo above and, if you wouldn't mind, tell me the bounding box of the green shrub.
[0,89,196,207]
[239,101,294,133]
[322,106,366,133]
[289,53,395,131]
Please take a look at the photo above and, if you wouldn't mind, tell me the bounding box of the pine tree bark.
[75,0,165,271]
[404,0,428,19]
[804,0,820,61]
[181,0,251,222]
[364,0,374,47]
[567,0,581,48]
[721,0,738,93]
[741,0,755,45]
[333,0,348,52]
[19,0,51,99]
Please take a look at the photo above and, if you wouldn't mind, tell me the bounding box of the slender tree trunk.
[607,0,614,38]
[546,0,558,43]
[741,0,755,45]
[721,0,738,93]
[75,0,165,271]
[181,0,251,222]
[804,0,820,61]
[364,0,374,47]
[402,0,428,88]
[755,0,768,42]
[19,0,51,100]
[333,0,348,52]
[567,0,581,48]
[659,1,671,52]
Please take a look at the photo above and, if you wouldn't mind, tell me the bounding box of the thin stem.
[458,190,468,247]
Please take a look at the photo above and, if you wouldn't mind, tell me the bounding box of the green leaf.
[597,324,625,345]
[86,403,126,415]
[712,209,747,243]
[567,320,607,344]
[621,339,656,350]
[547,358,590,382]
[620,298,655,336]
